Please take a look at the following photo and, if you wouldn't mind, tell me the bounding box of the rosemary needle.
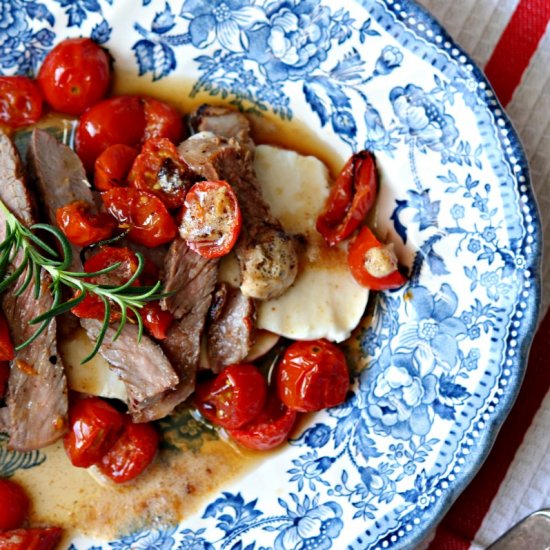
[0,199,167,362]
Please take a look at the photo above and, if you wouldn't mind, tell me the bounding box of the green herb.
[0,200,166,363]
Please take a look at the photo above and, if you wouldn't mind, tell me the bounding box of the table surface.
[413,0,550,548]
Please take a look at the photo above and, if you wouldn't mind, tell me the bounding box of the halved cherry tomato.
[195,364,267,429]
[102,188,177,247]
[227,393,297,451]
[277,339,349,412]
[128,137,191,209]
[348,226,407,290]
[0,76,43,129]
[179,180,242,259]
[76,95,146,172]
[56,200,117,247]
[0,527,62,550]
[143,98,184,144]
[0,361,9,398]
[0,479,29,530]
[37,38,111,116]
[98,419,159,484]
[94,144,137,191]
[316,150,378,246]
[141,302,173,340]
[63,396,124,468]
[0,311,15,361]
[71,246,139,321]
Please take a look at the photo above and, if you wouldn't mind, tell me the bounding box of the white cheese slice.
[250,145,369,342]
[60,327,128,401]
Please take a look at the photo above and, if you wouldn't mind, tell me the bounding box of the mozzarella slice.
[251,145,369,342]
[60,327,128,401]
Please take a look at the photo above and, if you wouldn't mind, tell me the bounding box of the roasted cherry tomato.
[277,339,349,412]
[63,396,124,468]
[0,361,9,398]
[56,200,117,247]
[37,38,111,116]
[71,246,140,321]
[102,188,177,247]
[94,144,137,191]
[0,527,62,550]
[0,311,14,361]
[143,98,184,144]
[0,76,43,129]
[348,226,407,290]
[128,137,190,209]
[316,151,378,246]
[228,393,297,451]
[195,364,267,430]
[179,180,242,259]
[98,419,159,484]
[76,95,146,172]
[141,302,173,340]
[0,479,29,531]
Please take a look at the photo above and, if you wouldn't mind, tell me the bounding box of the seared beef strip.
[27,129,179,420]
[0,130,68,450]
[207,283,255,373]
[178,131,298,300]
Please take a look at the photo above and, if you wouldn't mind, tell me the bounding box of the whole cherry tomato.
[228,393,297,451]
[0,361,9,398]
[128,137,191,209]
[0,310,15,361]
[63,396,124,468]
[0,527,62,550]
[0,479,29,530]
[94,144,137,191]
[277,339,349,412]
[195,364,267,430]
[37,38,111,116]
[76,95,145,172]
[179,180,242,259]
[347,227,407,290]
[316,150,378,246]
[98,419,159,483]
[102,188,177,247]
[56,200,117,247]
[71,246,140,321]
[143,98,184,144]
[141,302,173,340]
[0,76,43,129]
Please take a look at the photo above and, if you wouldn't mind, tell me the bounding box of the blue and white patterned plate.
[1,0,541,548]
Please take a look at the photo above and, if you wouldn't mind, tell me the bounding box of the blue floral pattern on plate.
[0,0,541,548]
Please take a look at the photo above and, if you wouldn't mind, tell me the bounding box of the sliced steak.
[207,284,255,373]
[178,131,298,300]
[28,129,179,417]
[80,319,179,420]
[0,130,68,451]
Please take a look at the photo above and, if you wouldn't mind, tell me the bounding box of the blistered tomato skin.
[277,339,350,412]
[94,144,137,191]
[0,479,30,531]
[37,38,111,116]
[0,527,62,550]
[0,76,43,129]
[143,98,185,144]
[76,96,146,172]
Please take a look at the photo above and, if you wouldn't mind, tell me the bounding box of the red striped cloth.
[426,0,550,547]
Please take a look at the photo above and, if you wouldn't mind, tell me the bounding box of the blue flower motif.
[274,499,343,550]
[360,326,380,356]
[0,1,28,49]
[181,0,267,52]
[178,528,215,550]
[247,0,332,81]
[463,348,480,371]
[451,204,465,220]
[303,423,331,448]
[288,451,332,491]
[482,226,497,242]
[468,239,481,253]
[392,283,467,370]
[467,325,481,339]
[108,528,176,550]
[374,45,403,75]
[390,84,459,151]
[480,271,498,288]
[360,466,390,496]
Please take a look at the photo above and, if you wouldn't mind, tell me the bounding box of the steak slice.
[207,283,255,373]
[27,129,179,418]
[0,130,68,451]
[178,131,298,300]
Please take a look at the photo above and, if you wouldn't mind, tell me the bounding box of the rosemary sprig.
[0,200,167,363]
